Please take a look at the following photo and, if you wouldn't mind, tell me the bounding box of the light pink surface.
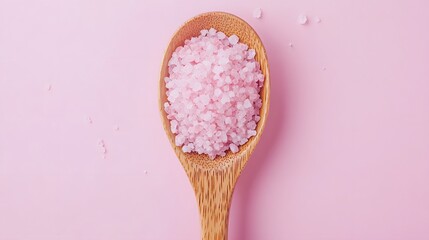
[1,0,429,239]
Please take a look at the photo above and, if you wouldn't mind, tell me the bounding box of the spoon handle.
[190,166,238,240]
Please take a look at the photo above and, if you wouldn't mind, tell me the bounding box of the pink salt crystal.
[213,65,224,74]
[219,57,229,65]
[247,121,257,129]
[228,35,239,45]
[247,130,257,137]
[208,28,217,36]
[315,16,321,23]
[191,82,202,91]
[253,8,262,19]
[217,32,226,39]
[164,28,264,159]
[225,76,232,84]
[170,120,178,133]
[243,99,252,108]
[87,117,93,124]
[247,49,256,59]
[200,29,208,36]
[175,135,185,145]
[200,95,210,105]
[214,88,223,97]
[224,117,232,124]
[98,139,107,157]
[230,144,239,153]
[220,95,230,104]
[297,14,308,25]
[46,84,52,91]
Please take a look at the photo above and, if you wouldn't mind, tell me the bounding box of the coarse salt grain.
[315,16,321,23]
[98,139,107,158]
[228,35,239,45]
[297,14,308,25]
[253,8,262,19]
[164,28,264,159]
[230,144,239,153]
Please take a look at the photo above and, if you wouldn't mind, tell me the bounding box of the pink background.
[1,0,429,239]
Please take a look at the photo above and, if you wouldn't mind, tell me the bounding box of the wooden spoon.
[159,12,270,240]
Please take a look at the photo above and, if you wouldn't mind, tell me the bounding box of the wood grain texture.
[159,12,270,240]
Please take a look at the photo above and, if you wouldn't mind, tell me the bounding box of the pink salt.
[97,139,107,158]
[297,14,308,25]
[164,28,264,159]
[253,8,262,19]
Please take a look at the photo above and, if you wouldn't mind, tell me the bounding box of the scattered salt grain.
[164,28,264,159]
[87,117,93,124]
[315,16,321,23]
[98,139,107,158]
[46,84,52,91]
[297,14,308,25]
[253,8,262,19]
[114,125,120,131]
[289,42,293,47]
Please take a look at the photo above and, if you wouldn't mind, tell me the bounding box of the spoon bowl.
[159,12,270,240]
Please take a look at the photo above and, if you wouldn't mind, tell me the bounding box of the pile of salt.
[164,28,264,159]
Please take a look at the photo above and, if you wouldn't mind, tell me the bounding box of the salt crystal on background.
[297,14,308,25]
[253,8,262,19]
[164,28,264,159]
[97,139,107,157]
[315,16,321,23]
